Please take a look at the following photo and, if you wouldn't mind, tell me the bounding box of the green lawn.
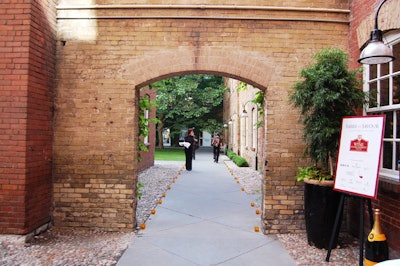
[155,147,185,161]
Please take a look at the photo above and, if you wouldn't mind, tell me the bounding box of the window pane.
[369,82,378,108]
[397,142,400,170]
[381,63,389,77]
[397,110,400,139]
[369,64,377,79]
[384,111,393,138]
[383,142,393,169]
[393,76,400,104]
[380,78,390,106]
[394,43,400,72]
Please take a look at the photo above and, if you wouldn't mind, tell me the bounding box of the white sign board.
[334,116,385,199]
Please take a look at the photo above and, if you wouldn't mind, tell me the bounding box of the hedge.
[226,149,249,167]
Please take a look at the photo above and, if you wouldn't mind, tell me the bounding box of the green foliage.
[138,93,159,161]
[137,181,144,199]
[151,75,228,144]
[289,48,367,176]
[237,81,248,93]
[252,90,265,128]
[233,156,249,167]
[295,166,333,182]
[226,149,235,159]
[226,149,249,167]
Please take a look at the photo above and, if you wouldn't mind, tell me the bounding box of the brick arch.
[121,47,273,90]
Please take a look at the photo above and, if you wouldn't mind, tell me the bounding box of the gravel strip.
[0,158,359,266]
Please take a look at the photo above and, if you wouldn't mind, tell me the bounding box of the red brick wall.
[349,0,400,258]
[138,88,156,172]
[375,188,400,259]
[0,0,56,234]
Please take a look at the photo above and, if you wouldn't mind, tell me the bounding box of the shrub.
[226,149,235,159]
[226,149,249,167]
[233,156,249,167]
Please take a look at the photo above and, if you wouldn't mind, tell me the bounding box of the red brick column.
[0,0,56,234]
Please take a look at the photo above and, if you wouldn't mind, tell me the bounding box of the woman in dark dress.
[184,128,195,171]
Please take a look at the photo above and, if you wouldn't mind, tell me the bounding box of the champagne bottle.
[364,209,389,266]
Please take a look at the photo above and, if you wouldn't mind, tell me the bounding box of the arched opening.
[135,73,265,228]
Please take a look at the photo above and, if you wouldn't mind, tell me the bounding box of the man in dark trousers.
[212,133,221,163]
[184,128,195,171]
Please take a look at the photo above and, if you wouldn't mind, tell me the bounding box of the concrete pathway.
[117,148,296,266]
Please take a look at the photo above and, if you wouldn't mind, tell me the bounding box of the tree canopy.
[151,74,227,147]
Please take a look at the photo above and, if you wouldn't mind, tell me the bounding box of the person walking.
[192,133,199,160]
[212,133,221,163]
[184,128,195,171]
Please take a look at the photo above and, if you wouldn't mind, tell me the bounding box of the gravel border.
[0,158,359,265]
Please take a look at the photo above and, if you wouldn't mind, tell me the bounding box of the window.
[143,109,149,144]
[363,32,400,181]
[252,107,258,152]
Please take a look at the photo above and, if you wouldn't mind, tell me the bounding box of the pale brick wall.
[53,1,350,232]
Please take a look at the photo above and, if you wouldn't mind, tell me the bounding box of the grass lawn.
[155,147,185,161]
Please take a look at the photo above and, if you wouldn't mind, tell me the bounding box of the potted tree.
[289,48,366,249]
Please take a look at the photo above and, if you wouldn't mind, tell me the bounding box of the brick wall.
[349,0,400,258]
[0,0,56,234]
[53,1,350,232]
[138,88,156,172]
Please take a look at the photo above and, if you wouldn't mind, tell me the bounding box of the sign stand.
[325,116,385,265]
[325,194,373,265]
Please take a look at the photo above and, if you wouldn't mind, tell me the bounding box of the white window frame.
[363,30,400,181]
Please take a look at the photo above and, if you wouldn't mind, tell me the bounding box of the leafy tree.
[151,75,227,148]
[289,48,367,177]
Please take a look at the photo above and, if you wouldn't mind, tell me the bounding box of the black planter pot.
[304,181,341,249]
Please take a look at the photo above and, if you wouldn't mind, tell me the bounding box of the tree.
[289,48,367,177]
[151,75,227,148]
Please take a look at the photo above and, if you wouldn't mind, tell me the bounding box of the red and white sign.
[334,115,385,199]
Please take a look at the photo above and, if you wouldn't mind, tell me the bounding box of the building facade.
[349,0,400,258]
[1,0,399,257]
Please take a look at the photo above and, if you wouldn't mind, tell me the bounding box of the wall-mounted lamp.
[241,109,248,118]
[358,0,395,64]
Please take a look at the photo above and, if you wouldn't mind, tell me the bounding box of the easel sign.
[334,115,385,199]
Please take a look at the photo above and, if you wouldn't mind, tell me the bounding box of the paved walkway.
[117,148,296,266]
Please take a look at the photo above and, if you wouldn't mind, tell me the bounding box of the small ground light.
[158,199,162,204]
[241,187,245,191]
[254,226,260,232]
[140,224,146,230]
[151,209,156,215]
[162,193,166,197]
[255,209,260,214]
[251,202,255,207]
[167,185,171,189]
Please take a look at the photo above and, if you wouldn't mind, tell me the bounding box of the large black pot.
[304,181,341,249]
